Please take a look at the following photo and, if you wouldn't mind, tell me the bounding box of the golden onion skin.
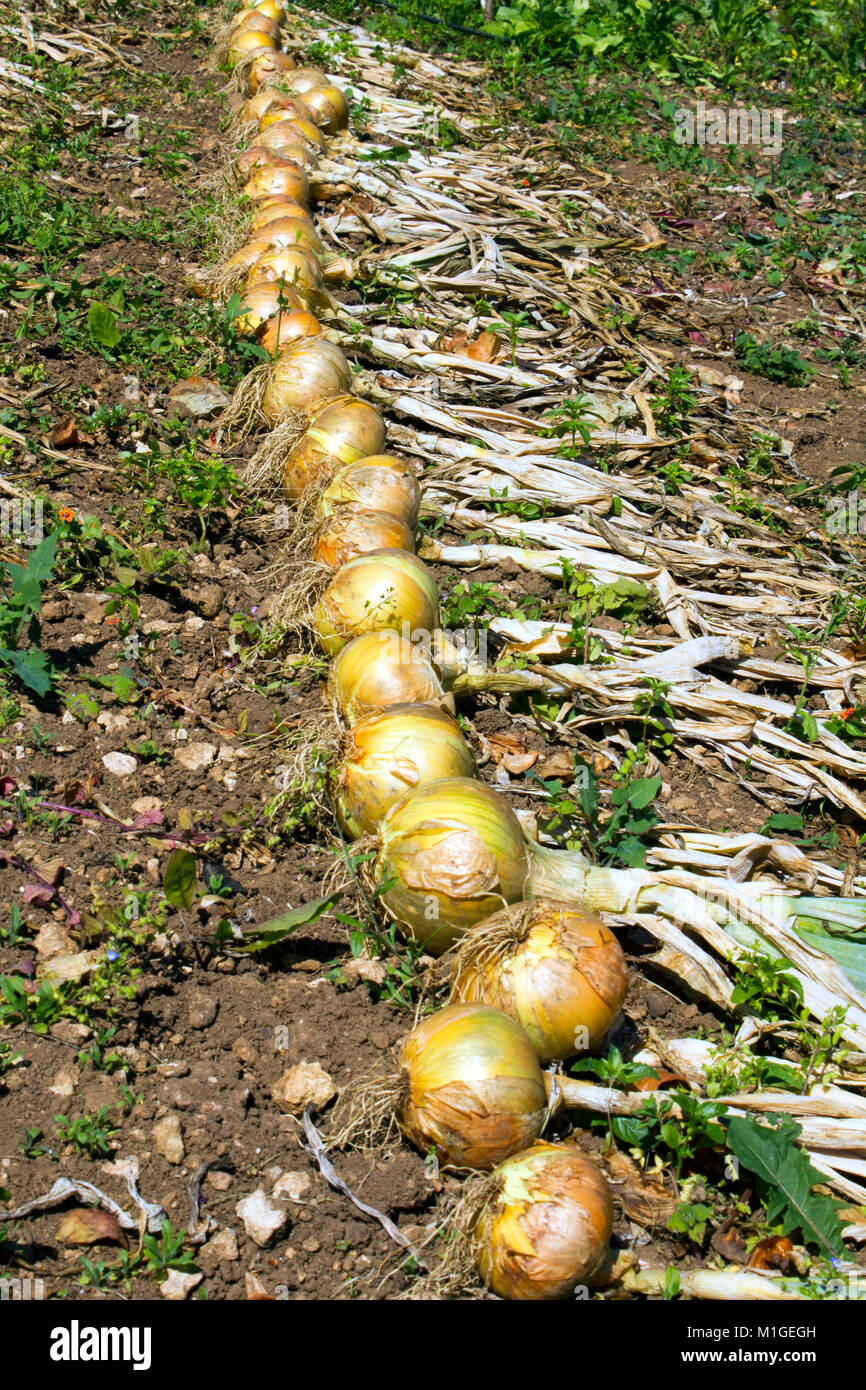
[334,703,475,840]
[260,308,323,355]
[314,507,414,570]
[249,198,314,232]
[314,548,439,656]
[475,1142,613,1299]
[247,245,323,297]
[327,630,448,726]
[399,1003,546,1170]
[243,161,310,206]
[451,901,628,1062]
[233,280,305,335]
[282,66,329,94]
[375,777,530,955]
[282,398,387,498]
[304,85,349,132]
[262,338,352,422]
[320,455,421,527]
[230,11,281,41]
[228,27,277,63]
[247,50,296,94]
[257,99,314,130]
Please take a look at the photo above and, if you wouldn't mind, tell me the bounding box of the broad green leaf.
[88,301,121,349]
[727,1114,845,1256]
[216,892,341,954]
[0,646,53,695]
[163,849,197,911]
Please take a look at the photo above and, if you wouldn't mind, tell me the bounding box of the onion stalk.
[451,900,628,1061]
[333,703,475,839]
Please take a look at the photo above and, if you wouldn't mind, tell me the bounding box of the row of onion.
[214,0,622,1299]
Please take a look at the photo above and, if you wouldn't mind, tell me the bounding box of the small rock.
[231,1037,258,1067]
[102,751,137,778]
[38,951,96,985]
[302,1236,320,1254]
[236,1189,288,1248]
[201,1227,239,1262]
[49,1066,79,1097]
[272,1171,311,1203]
[153,1113,185,1165]
[131,796,162,816]
[205,1170,232,1192]
[97,711,131,734]
[188,990,218,1029]
[161,1269,203,1300]
[41,600,67,622]
[174,742,217,773]
[368,1030,390,1051]
[342,956,387,988]
[156,1061,190,1078]
[271,1062,337,1116]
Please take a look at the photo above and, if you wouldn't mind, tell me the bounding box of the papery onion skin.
[249,198,313,232]
[233,280,305,334]
[320,455,421,527]
[262,338,352,422]
[251,218,325,259]
[260,308,323,354]
[243,161,310,206]
[398,1003,547,1170]
[247,245,323,298]
[257,99,314,129]
[314,507,414,570]
[247,50,296,94]
[475,1142,613,1299]
[313,548,438,656]
[375,777,530,955]
[241,0,286,21]
[229,27,277,62]
[282,66,329,94]
[304,85,348,132]
[282,398,387,498]
[450,900,628,1062]
[334,703,475,840]
[327,630,448,726]
[230,11,281,41]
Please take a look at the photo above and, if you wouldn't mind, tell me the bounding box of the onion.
[333,703,475,839]
[235,144,284,178]
[373,777,530,954]
[247,245,324,300]
[303,85,349,133]
[241,0,286,20]
[228,28,277,63]
[314,507,414,570]
[282,66,329,94]
[262,338,352,422]
[313,548,438,656]
[320,455,421,527]
[247,50,296,94]
[398,1003,547,1170]
[327,630,448,726]
[233,280,305,334]
[474,1142,613,1299]
[282,397,387,497]
[249,198,313,232]
[260,308,322,354]
[450,900,628,1062]
[224,237,278,277]
[251,218,324,258]
[252,123,320,164]
[283,116,328,152]
[229,11,280,41]
[240,90,306,124]
[258,100,314,131]
[243,161,310,205]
